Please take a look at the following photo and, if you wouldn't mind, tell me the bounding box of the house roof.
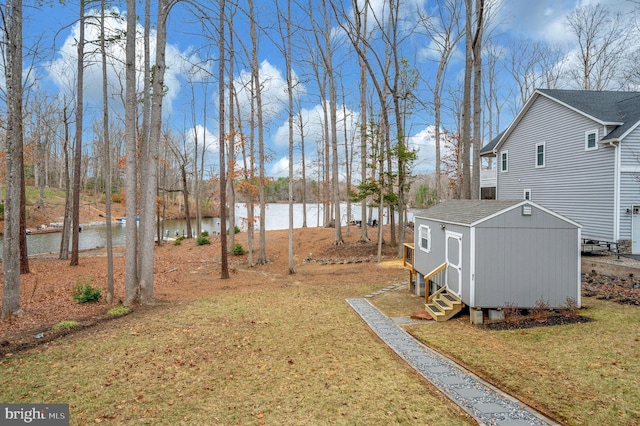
[413,199,582,228]
[481,89,640,155]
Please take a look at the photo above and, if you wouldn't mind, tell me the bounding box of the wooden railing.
[424,262,447,304]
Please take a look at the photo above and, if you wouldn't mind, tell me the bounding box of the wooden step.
[425,290,463,322]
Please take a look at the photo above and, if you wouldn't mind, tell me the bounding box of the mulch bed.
[482,314,593,330]
[482,271,640,330]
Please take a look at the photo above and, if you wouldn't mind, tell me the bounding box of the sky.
[12,0,640,180]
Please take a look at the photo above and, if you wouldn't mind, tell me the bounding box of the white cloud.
[45,7,209,116]
[407,125,436,173]
[186,124,219,154]
[233,60,305,122]
[269,157,291,178]
[273,101,360,150]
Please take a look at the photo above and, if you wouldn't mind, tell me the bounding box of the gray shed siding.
[473,206,580,308]
[497,95,615,241]
[414,218,472,302]
[414,202,580,309]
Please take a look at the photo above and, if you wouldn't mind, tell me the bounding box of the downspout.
[613,140,621,242]
[469,227,476,308]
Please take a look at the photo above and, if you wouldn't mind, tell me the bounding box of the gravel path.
[346,298,559,426]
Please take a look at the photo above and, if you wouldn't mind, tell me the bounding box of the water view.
[0,203,403,258]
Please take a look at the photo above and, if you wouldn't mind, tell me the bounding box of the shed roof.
[413,200,581,228]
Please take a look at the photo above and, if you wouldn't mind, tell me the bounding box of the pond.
[0,203,404,257]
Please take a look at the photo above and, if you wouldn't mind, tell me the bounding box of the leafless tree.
[566,3,628,90]
[100,0,114,302]
[69,1,86,266]
[418,0,463,203]
[123,0,138,305]
[218,0,230,278]
[1,0,23,318]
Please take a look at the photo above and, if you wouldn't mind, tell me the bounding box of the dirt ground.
[1,202,405,356]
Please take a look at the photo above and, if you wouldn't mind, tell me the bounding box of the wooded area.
[2,0,639,317]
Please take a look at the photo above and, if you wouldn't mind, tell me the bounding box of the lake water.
[0,203,408,258]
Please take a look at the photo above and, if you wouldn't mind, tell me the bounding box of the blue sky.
[13,0,640,179]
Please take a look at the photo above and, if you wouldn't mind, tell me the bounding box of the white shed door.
[445,231,462,297]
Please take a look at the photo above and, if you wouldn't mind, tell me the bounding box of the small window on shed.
[585,130,598,151]
[524,189,531,200]
[418,225,431,253]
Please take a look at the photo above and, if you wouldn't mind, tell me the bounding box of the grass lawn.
[397,295,640,426]
[0,279,472,425]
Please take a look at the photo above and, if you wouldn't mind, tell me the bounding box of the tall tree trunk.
[139,0,171,302]
[219,0,230,279]
[285,0,296,273]
[471,0,484,199]
[59,101,72,260]
[249,0,267,265]
[461,0,473,199]
[355,0,369,241]
[124,0,139,305]
[2,0,23,318]
[227,11,236,253]
[298,110,307,228]
[101,0,114,303]
[70,0,85,266]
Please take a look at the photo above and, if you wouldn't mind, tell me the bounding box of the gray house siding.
[497,95,615,241]
[474,206,580,308]
[619,126,640,246]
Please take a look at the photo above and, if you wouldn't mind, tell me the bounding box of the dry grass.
[369,286,425,318]
[405,297,640,426]
[0,276,471,425]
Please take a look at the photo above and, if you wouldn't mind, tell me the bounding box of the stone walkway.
[346,297,559,426]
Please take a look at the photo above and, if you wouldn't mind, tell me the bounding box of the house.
[480,89,640,254]
[407,200,581,324]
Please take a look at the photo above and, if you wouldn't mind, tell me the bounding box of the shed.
[411,200,581,322]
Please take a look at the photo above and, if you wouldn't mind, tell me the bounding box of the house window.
[535,142,545,167]
[500,151,508,172]
[524,189,531,200]
[418,225,431,253]
[585,130,598,151]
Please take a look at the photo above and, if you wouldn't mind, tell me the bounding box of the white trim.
[585,129,598,151]
[469,227,476,308]
[614,143,621,241]
[535,142,545,167]
[616,118,640,141]
[471,200,583,228]
[418,224,431,253]
[523,189,532,200]
[577,228,582,308]
[445,231,463,298]
[500,150,509,172]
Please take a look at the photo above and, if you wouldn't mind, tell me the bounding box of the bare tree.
[566,3,628,90]
[123,0,138,305]
[471,0,484,200]
[418,0,463,203]
[1,0,23,318]
[249,0,268,265]
[70,1,86,266]
[219,0,230,279]
[101,0,114,302]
